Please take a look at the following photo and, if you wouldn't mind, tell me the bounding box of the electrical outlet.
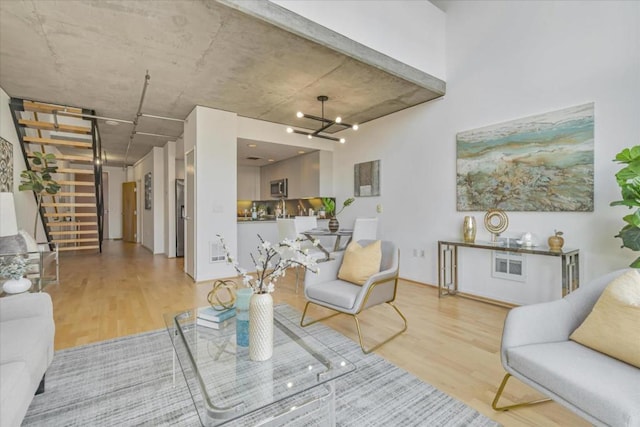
[376,204,383,213]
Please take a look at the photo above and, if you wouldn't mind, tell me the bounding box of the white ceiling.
[0,0,445,167]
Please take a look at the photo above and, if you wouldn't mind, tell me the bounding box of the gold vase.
[463,216,476,243]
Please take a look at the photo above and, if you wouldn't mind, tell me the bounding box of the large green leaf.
[623,211,640,227]
[631,256,640,268]
[617,225,640,251]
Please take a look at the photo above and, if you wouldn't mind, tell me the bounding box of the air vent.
[246,156,262,161]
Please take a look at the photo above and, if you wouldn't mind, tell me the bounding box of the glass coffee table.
[164,305,355,426]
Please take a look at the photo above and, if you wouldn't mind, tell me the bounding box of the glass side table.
[0,242,59,294]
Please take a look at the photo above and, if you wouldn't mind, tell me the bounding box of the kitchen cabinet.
[260,151,332,199]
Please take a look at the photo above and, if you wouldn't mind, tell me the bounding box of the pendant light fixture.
[286,96,358,143]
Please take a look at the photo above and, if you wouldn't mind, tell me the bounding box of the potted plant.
[322,197,355,232]
[18,152,61,239]
[611,145,640,267]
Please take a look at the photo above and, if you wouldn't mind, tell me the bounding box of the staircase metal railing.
[88,109,104,253]
[9,97,103,253]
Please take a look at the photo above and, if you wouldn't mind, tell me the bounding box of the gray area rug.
[23,305,499,427]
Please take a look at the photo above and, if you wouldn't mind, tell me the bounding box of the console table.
[438,240,579,300]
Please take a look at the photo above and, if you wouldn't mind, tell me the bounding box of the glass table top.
[164,305,355,426]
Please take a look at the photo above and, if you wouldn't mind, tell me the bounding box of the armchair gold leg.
[354,302,408,354]
[300,301,342,327]
[301,300,408,354]
[492,373,551,411]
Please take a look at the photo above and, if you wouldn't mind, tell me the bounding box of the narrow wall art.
[0,137,13,192]
[456,102,594,212]
[354,160,380,197]
[144,172,152,210]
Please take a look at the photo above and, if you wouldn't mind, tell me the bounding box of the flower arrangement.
[0,256,28,281]
[218,234,318,294]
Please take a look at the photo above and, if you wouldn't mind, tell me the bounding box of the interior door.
[122,182,137,243]
[185,150,195,279]
[175,179,185,257]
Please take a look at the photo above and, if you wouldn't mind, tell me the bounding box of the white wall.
[272,0,446,80]
[164,141,176,257]
[332,0,639,304]
[133,146,165,254]
[0,88,36,235]
[184,106,238,281]
[103,165,126,239]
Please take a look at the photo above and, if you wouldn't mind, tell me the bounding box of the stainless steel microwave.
[270,178,288,198]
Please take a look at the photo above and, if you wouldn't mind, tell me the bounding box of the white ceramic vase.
[3,277,32,294]
[249,292,274,361]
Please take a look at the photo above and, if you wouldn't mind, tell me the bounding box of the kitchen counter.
[237,217,328,270]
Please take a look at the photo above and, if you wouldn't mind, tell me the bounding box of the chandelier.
[286,96,358,143]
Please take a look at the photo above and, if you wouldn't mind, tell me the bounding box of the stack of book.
[196,306,236,329]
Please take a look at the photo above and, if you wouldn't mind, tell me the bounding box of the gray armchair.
[492,268,640,427]
[300,240,407,354]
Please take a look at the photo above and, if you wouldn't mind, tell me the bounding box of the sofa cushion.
[0,316,54,381]
[570,269,640,368]
[508,341,640,427]
[0,361,32,427]
[338,240,381,285]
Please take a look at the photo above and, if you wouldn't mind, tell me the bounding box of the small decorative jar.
[548,230,564,252]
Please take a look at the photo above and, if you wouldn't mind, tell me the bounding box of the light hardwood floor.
[45,240,588,427]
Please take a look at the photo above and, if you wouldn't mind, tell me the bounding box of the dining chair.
[277,218,323,293]
[351,217,378,242]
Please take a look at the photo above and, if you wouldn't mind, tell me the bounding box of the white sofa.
[494,269,640,426]
[0,292,55,427]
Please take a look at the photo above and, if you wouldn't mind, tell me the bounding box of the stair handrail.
[88,109,104,253]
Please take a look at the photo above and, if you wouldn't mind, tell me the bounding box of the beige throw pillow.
[570,269,640,368]
[338,240,382,286]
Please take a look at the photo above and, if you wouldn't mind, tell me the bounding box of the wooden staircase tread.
[49,230,98,235]
[58,246,100,252]
[19,119,91,134]
[23,100,83,115]
[44,212,96,217]
[56,180,95,186]
[27,152,93,163]
[47,222,97,227]
[23,136,92,149]
[41,202,96,207]
[55,192,95,197]
[52,238,99,243]
[36,167,94,175]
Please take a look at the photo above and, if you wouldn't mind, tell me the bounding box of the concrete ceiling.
[0,0,445,167]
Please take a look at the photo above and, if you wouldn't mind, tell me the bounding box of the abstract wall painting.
[0,137,13,192]
[354,160,380,197]
[456,103,594,212]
